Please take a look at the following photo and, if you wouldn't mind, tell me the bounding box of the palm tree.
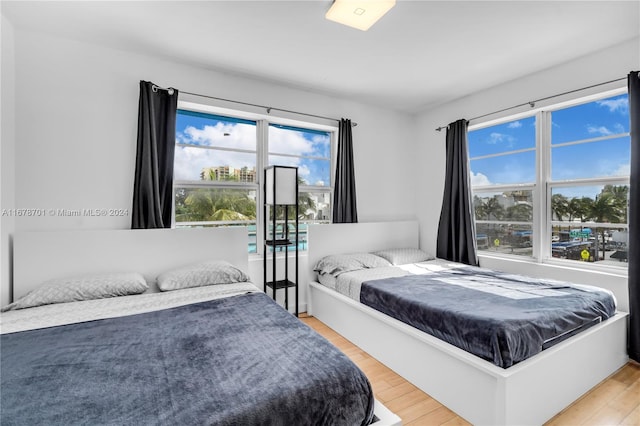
[473,196,487,220]
[506,203,533,222]
[485,196,505,221]
[589,193,621,261]
[551,193,570,241]
[601,185,628,222]
[568,197,592,223]
[551,194,569,221]
[298,191,317,220]
[177,188,257,223]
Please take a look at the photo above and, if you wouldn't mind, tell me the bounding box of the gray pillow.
[2,272,148,311]
[372,248,434,265]
[313,253,391,277]
[157,260,250,292]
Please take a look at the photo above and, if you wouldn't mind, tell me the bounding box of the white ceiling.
[2,1,639,112]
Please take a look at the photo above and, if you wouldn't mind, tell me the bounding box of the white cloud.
[597,98,628,113]
[488,132,505,144]
[613,163,630,176]
[507,121,522,129]
[181,122,256,151]
[486,132,517,149]
[613,123,626,133]
[297,164,311,178]
[587,125,613,136]
[269,127,314,156]
[470,171,492,186]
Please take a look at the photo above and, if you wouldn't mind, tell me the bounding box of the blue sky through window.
[468,94,630,194]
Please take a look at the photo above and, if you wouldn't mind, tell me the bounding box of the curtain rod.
[152,84,357,127]
[434,76,629,132]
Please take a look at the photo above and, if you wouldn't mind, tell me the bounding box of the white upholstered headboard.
[12,227,249,302]
[307,221,420,285]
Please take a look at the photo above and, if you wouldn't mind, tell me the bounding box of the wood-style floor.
[300,315,640,426]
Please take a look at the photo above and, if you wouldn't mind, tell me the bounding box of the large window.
[268,124,332,250]
[469,116,536,256]
[174,107,334,253]
[469,91,630,269]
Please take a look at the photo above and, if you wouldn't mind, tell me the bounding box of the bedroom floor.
[301,315,640,426]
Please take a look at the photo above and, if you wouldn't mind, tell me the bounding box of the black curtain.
[131,81,178,229]
[628,70,640,362]
[436,119,478,266]
[332,118,358,223]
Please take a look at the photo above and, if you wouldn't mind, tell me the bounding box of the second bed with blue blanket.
[315,255,617,369]
[360,266,616,368]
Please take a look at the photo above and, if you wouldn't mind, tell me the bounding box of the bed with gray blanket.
[307,222,628,425]
[360,266,616,368]
[1,228,384,425]
[313,253,617,368]
[1,288,375,425]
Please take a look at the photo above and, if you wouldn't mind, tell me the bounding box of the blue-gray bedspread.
[1,292,374,425]
[360,266,616,368]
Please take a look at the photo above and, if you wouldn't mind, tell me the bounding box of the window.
[469,116,536,256]
[174,107,334,253]
[267,124,332,251]
[549,93,630,266]
[469,91,630,269]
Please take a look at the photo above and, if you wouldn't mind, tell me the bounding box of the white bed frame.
[11,227,401,426]
[307,221,629,426]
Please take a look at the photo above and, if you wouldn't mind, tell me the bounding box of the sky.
[468,93,630,199]
[174,110,331,186]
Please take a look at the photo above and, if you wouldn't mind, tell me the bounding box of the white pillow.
[2,272,148,311]
[372,248,434,265]
[313,253,391,277]
[157,260,250,292]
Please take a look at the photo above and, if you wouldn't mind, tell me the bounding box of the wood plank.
[300,315,640,426]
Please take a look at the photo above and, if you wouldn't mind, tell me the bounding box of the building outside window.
[174,107,334,253]
[468,91,630,269]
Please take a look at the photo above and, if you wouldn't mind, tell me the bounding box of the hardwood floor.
[300,315,640,426]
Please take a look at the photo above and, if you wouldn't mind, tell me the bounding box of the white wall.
[0,25,418,306]
[1,14,16,307]
[415,37,640,311]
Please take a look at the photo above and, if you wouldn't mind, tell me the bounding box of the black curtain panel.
[131,81,178,229]
[436,119,478,266]
[627,70,640,362]
[332,118,358,223]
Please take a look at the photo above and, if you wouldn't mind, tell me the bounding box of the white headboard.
[12,227,249,301]
[307,221,419,284]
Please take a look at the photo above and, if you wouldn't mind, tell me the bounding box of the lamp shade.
[265,166,298,205]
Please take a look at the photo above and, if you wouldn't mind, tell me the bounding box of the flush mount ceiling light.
[325,0,396,31]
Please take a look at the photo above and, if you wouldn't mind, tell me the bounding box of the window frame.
[468,86,629,273]
[173,100,337,255]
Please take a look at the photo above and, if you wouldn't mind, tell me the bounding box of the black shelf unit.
[263,166,299,316]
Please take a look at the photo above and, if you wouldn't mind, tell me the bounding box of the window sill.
[478,252,628,279]
[249,251,308,261]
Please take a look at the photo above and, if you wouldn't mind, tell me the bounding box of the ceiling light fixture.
[325,0,396,31]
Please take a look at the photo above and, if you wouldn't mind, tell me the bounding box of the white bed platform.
[307,221,629,426]
[10,227,401,426]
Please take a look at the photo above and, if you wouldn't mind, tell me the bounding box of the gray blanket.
[1,292,374,425]
[360,266,616,368]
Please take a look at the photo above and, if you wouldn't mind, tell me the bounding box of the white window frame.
[469,86,629,273]
[173,100,337,255]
